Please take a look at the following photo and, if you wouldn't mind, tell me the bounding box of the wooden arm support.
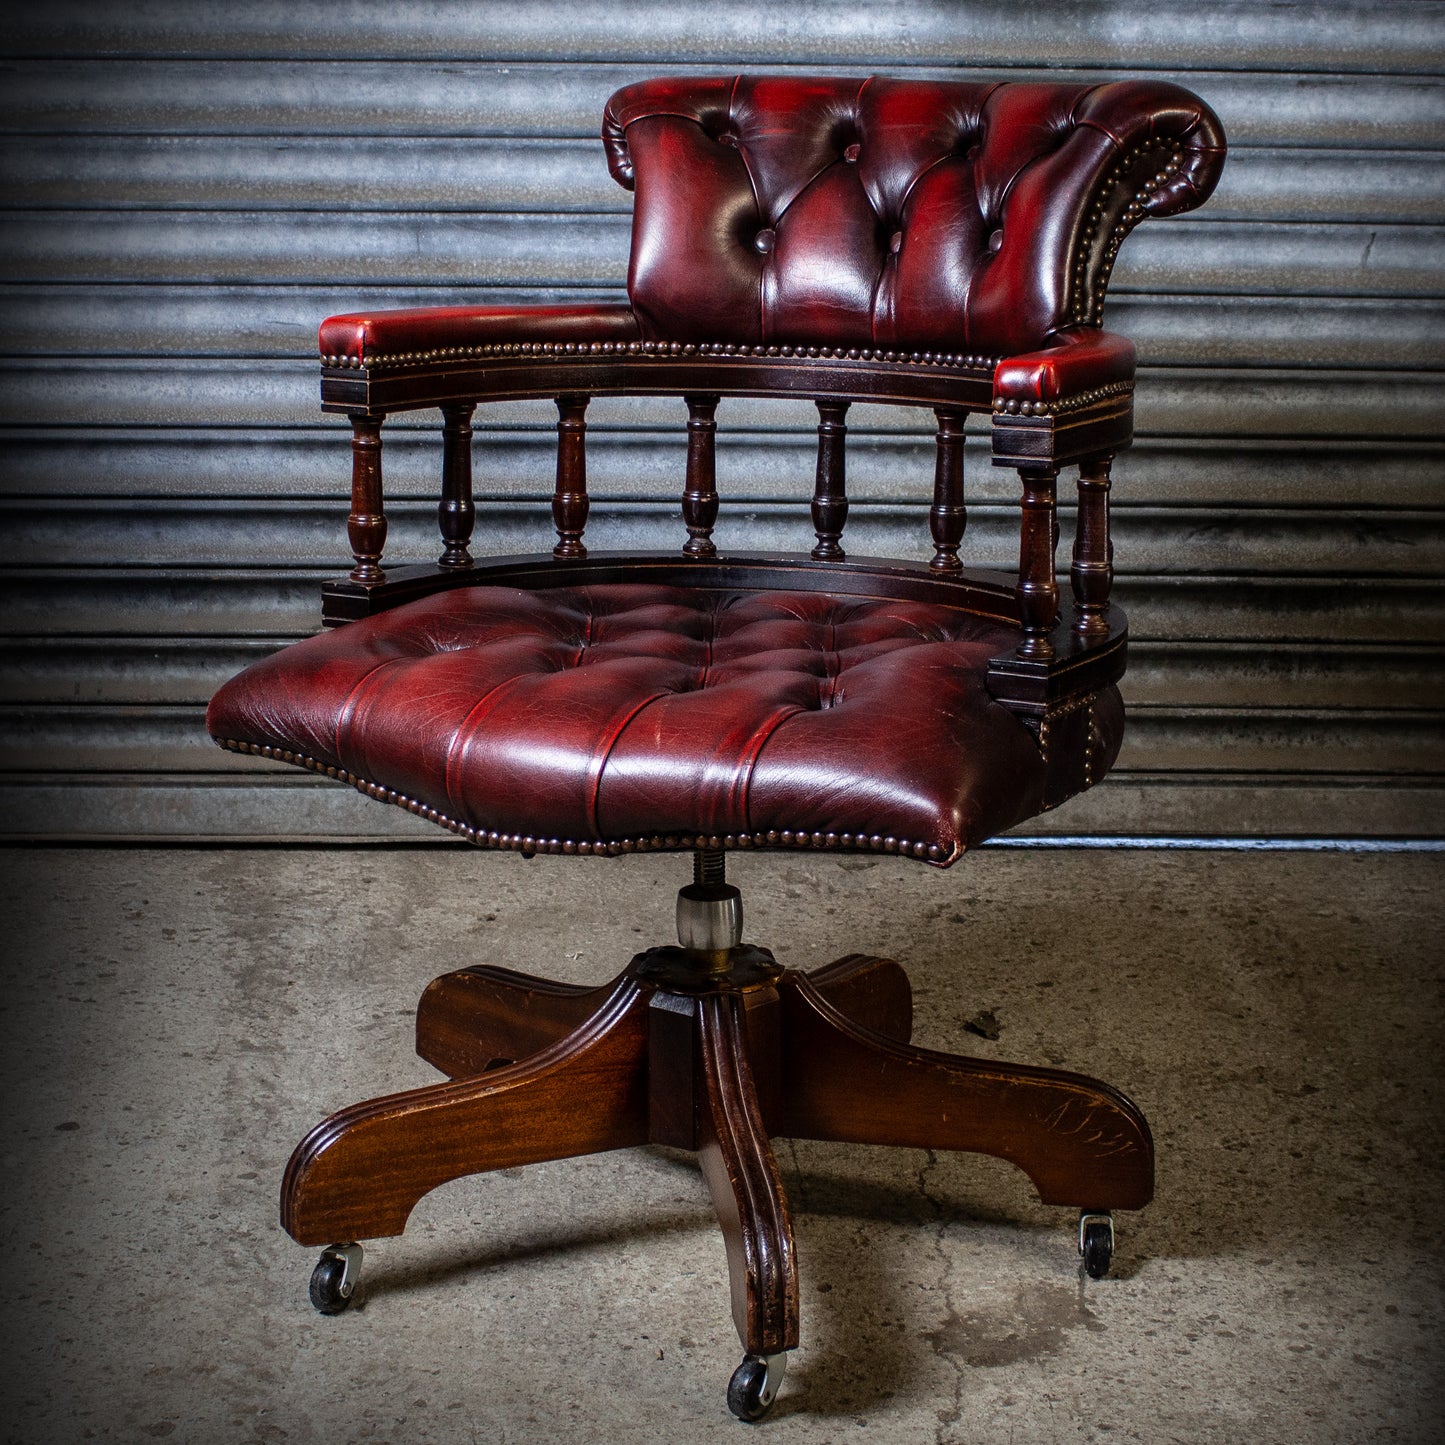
[347,413,387,583]
[322,361,1127,717]
[683,393,721,557]
[1072,452,1115,635]
[438,402,477,569]
[929,407,967,573]
[810,401,849,560]
[552,393,591,560]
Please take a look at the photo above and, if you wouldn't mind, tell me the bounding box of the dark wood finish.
[1072,452,1115,636]
[778,972,1153,1211]
[647,990,701,1148]
[284,943,1151,1355]
[552,393,591,559]
[988,392,1133,471]
[984,613,1128,716]
[415,965,618,1078]
[1016,465,1060,659]
[929,406,968,573]
[806,954,912,1043]
[321,551,1020,627]
[320,351,995,420]
[346,412,387,583]
[810,400,850,560]
[696,990,799,1356]
[282,976,651,1246]
[438,402,477,569]
[682,393,721,558]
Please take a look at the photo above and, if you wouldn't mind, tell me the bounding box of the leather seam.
[585,688,671,838]
[333,654,412,772]
[442,672,533,816]
[733,701,806,836]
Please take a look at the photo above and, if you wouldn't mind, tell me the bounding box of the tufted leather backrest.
[603,75,1224,359]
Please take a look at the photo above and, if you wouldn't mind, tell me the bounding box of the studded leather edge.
[1036,688,1098,765]
[319,338,1001,374]
[215,736,958,865]
[1068,137,1186,329]
[992,378,1133,418]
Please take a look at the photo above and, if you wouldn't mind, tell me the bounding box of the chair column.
[682,393,721,557]
[1017,464,1060,657]
[347,412,387,582]
[438,402,476,569]
[1071,452,1115,635]
[810,401,849,560]
[553,394,590,559]
[929,407,967,572]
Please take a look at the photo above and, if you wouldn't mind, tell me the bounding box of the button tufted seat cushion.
[207,583,1089,862]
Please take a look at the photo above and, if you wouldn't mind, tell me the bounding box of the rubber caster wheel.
[1079,1212,1114,1280]
[309,1242,363,1315]
[727,1352,787,1422]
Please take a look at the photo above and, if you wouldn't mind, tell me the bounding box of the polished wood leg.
[806,954,912,1043]
[778,971,1153,1211]
[416,965,621,1078]
[696,991,800,1356]
[282,977,651,1246]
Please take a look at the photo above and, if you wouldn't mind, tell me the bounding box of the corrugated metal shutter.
[2,1,1441,839]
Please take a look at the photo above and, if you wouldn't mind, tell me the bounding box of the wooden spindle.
[1072,452,1115,635]
[438,402,476,569]
[682,393,721,557]
[1017,465,1060,658]
[552,394,590,559]
[810,400,850,560]
[347,412,387,583]
[929,407,967,572]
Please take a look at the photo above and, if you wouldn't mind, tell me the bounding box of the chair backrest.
[603,74,1224,358]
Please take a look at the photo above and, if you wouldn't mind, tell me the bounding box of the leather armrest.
[993,328,1135,411]
[319,304,642,368]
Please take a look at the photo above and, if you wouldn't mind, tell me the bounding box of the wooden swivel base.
[282,945,1153,1418]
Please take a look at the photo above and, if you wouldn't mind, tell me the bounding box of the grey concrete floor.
[0,845,1441,1444]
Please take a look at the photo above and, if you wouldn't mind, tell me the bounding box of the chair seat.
[207,581,1084,862]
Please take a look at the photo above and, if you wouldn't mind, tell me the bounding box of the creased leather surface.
[318,303,641,365]
[207,584,1053,857]
[604,74,1225,357]
[993,327,1135,404]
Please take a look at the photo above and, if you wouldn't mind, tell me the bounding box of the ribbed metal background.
[2,1,1442,839]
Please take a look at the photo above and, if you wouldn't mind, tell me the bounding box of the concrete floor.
[0,845,1440,1444]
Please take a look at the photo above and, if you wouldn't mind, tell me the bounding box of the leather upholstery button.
[843,143,861,162]
[987,229,1004,253]
[889,231,904,254]
[754,229,776,254]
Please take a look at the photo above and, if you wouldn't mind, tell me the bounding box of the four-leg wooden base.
[282,947,1153,1363]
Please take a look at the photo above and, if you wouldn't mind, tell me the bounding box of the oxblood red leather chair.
[208,74,1224,1421]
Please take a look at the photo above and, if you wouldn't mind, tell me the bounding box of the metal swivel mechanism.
[676,847,744,960]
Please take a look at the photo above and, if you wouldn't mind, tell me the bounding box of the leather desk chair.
[208,74,1225,1421]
